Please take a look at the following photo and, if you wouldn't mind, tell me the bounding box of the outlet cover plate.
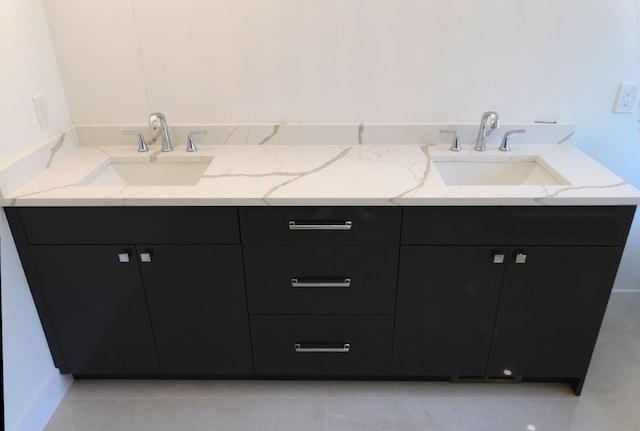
[614,82,638,113]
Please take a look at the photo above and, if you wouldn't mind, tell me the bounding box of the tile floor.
[44,292,640,431]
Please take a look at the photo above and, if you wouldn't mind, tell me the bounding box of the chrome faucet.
[474,111,500,151]
[148,112,173,152]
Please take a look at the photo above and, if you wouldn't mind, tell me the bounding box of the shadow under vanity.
[4,205,635,395]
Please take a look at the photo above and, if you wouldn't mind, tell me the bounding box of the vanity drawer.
[402,206,635,246]
[17,207,239,244]
[507,206,635,246]
[251,315,394,375]
[402,207,512,245]
[244,245,398,314]
[239,207,401,244]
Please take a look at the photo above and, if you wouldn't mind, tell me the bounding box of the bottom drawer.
[251,315,394,376]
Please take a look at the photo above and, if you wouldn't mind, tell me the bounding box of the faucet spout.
[148,112,173,152]
[474,111,500,152]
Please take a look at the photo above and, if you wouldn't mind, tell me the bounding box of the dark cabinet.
[251,315,394,375]
[4,205,636,395]
[392,246,504,376]
[29,245,160,375]
[244,245,398,314]
[139,245,252,374]
[6,207,251,376]
[486,246,621,380]
[395,206,635,394]
[242,207,401,375]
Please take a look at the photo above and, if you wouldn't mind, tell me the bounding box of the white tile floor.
[44,292,640,431]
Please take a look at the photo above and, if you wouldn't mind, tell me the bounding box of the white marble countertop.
[2,135,639,206]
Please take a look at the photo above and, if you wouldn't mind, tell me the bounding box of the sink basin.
[80,162,210,186]
[433,158,569,186]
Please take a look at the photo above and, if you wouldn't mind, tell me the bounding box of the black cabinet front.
[140,245,252,375]
[244,245,398,314]
[30,245,160,375]
[393,246,504,376]
[486,246,621,379]
[5,205,636,395]
[251,315,394,375]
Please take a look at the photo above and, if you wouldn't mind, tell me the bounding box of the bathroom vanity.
[4,204,635,395]
[2,125,639,395]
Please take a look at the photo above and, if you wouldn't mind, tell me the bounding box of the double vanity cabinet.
[5,205,635,395]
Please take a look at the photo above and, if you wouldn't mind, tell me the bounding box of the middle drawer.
[243,245,399,315]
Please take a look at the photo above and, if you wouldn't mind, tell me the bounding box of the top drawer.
[16,207,240,244]
[402,206,635,246]
[240,207,401,244]
[508,206,635,246]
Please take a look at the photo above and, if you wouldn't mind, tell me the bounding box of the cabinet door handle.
[118,252,130,263]
[291,278,351,288]
[493,254,505,264]
[515,253,527,264]
[294,343,350,353]
[288,221,352,231]
[139,252,152,263]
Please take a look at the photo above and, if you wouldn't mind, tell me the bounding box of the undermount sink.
[433,157,569,186]
[79,162,210,186]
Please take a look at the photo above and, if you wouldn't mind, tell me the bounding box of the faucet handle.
[186,130,207,152]
[122,130,148,152]
[499,129,525,152]
[439,129,462,152]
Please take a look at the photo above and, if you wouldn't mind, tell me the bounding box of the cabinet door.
[486,246,621,379]
[393,246,505,376]
[30,245,160,374]
[139,245,252,375]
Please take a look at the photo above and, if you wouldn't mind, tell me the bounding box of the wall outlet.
[613,82,638,113]
[32,93,52,129]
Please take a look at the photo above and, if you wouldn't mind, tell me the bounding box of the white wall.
[1,0,73,430]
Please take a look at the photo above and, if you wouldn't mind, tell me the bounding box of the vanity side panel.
[3,207,69,372]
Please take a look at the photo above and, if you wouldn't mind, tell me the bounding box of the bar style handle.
[294,343,351,353]
[291,278,352,288]
[288,221,353,231]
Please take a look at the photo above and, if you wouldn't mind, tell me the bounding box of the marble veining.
[45,131,67,169]
[535,182,629,205]
[258,125,281,145]
[391,145,434,202]
[1,124,639,207]
[222,126,240,145]
[556,132,574,145]
[261,147,352,204]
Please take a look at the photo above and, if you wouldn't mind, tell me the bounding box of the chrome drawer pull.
[294,343,350,353]
[288,221,352,231]
[291,278,351,288]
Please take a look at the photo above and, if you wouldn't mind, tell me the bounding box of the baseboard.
[8,370,72,431]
